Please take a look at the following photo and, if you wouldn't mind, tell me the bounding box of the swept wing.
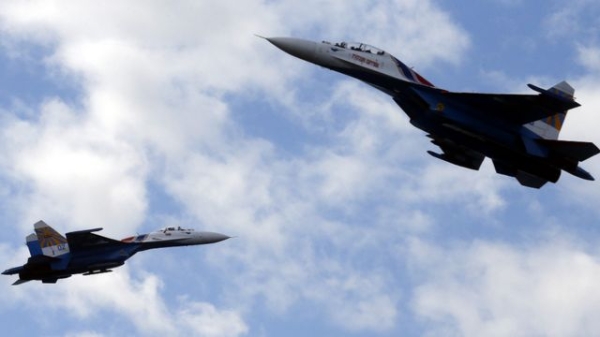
[415,87,580,126]
[66,228,126,252]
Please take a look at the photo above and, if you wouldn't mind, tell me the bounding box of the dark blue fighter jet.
[3,221,230,285]
[264,37,599,188]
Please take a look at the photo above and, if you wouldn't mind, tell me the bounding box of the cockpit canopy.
[159,226,194,233]
[325,41,386,55]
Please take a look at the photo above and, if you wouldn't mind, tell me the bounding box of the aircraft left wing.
[66,228,125,252]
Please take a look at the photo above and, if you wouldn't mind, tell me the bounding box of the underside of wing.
[66,229,125,252]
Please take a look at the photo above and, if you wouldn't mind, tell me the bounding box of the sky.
[1,0,600,336]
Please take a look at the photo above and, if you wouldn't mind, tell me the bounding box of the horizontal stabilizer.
[537,139,600,162]
[2,266,24,275]
[12,279,31,286]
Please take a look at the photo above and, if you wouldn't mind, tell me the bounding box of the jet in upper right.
[264,37,599,188]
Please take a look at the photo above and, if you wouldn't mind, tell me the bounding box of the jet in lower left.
[3,220,230,285]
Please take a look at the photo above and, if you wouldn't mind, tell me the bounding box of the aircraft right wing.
[66,228,125,252]
[413,83,580,126]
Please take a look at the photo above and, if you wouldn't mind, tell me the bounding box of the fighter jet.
[264,37,599,188]
[3,220,230,285]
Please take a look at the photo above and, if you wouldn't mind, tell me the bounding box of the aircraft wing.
[66,228,125,252]
[420,89,580,126]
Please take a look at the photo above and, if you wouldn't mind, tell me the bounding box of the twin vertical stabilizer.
[33,221,70,257]
[526,81,578,140]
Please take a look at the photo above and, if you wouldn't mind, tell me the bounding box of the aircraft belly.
[335,67,408,96]
[18,263,72,282]
[137,238,192,250]
[413,113,561,183]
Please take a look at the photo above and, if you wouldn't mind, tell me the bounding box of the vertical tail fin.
[547,81,575,100]
[33,220,70,257]
[527,81,575,140]
[26,233,43,257]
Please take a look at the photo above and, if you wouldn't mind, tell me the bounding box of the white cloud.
[65,332,105,337]
[2,262,248,337]
[0,99,147,236]
[576,45,600,73]
[175,302,248,337]
[306,269,399,331]
[410,238,600,337]
[395,160,508,213]
[543,0,600,40]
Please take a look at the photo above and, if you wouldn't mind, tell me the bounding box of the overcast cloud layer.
[1,1,600,336]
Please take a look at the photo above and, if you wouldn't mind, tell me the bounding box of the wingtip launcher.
[527,82,581,109]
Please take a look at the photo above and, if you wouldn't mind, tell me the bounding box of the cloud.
[305,268,399,331]
[65,331,105,337]
[576,45,600,73]
[0,99,148,235]
[175,302,248,337]
[410,237,600,337]
[1,253,248,336]
[543,0,600,40]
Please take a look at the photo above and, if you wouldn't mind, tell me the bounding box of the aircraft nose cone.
[199,232,230,244]
[266,37,317,62]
